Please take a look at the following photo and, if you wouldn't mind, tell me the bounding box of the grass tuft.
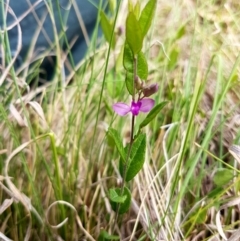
[1,0,240,240]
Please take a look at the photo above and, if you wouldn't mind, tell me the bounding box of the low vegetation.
[1,0,240,240]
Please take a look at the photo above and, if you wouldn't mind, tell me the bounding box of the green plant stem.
[120,55,137,191]
[121,114,135,189]
[113,54,138,236]
[133,56,137,101]
[113,115,135,235]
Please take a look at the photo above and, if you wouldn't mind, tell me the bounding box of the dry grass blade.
[0,3,22,86]
[0,232,13,241]
[0,175,5,181]
[46,200,95,241]
[4,136,46,222]
[46,200,73,229]
[9,104,28,127]
[0,0,44,32]
[0,198,14,215]
[216,211,228,241]
[2,0,240,239]
[228,230,240,241]
[229,145,240,164]
[216,197,240,240]
[27,101,48,127]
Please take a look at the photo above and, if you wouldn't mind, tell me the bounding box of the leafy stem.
[113,55,138,233]
[108,1,158,238]
[133,56,137,101]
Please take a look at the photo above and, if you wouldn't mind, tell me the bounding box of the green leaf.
[139,0,157,37]
[128,0,134,12]
[167,47,179,71]
[109,188,127,203]
[137,51,148,80]
[126,12,143,55]
[125,71,134,95]
[133,2,141,19]
[139,101,168,129]
[100,11,116,49]
[119,146,127,179]
[126,133,146,181]
[120,134,146,182]
[110,187,131,214]
[174,25,186,41]
[195,208,207,224]
[123,43,133,71]
[213,168,234,186]
[98,230,120,241]
[107,128,126,162]
[207,186,224,199]
[123,43,148,80]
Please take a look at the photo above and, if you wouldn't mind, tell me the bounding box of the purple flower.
[113,98,155,116]
[142,83,159,97]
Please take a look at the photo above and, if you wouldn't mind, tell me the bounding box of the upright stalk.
[113,55,138,234]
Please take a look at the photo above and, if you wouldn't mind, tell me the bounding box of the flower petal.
[113,102,131,116]
[139,98,155,113]
[131,101,142,116]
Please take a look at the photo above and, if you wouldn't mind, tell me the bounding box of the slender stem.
[113,55,138,235]
[91,0,121,156]
[120,114,135,190]
[120,56,137,190]
[113,115,135,234]
[133,56,137,101]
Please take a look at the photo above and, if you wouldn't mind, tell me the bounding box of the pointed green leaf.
[139,101,168,129]
[123,43,133,71]
[128,0,134,12]
[119,134,146,182]
[126,12,143,55]
[175,25,186,41]
[133,2,141,19]
[213,169,234,186]
[125,71,134,95]
[107,128,126,162]
[137,51,148,80]
[100,11,116,49]
[110,187,131,214]
[125,133,146,181]
[98,230,120,241]
[109,188,127,203]
[167,47,179,71]
[139,0,157,37]
[119,145,128,179]
[123,43,148,80]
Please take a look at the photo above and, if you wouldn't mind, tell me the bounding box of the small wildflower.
[113,98,155,116]
[142,83,159,97]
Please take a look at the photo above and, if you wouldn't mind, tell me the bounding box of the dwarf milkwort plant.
[99,0,167,238]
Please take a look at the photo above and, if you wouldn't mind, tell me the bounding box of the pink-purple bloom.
[113,98,155,116]
[142,83,159,97]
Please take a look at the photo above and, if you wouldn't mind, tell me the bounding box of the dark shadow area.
[0,0,108,82]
